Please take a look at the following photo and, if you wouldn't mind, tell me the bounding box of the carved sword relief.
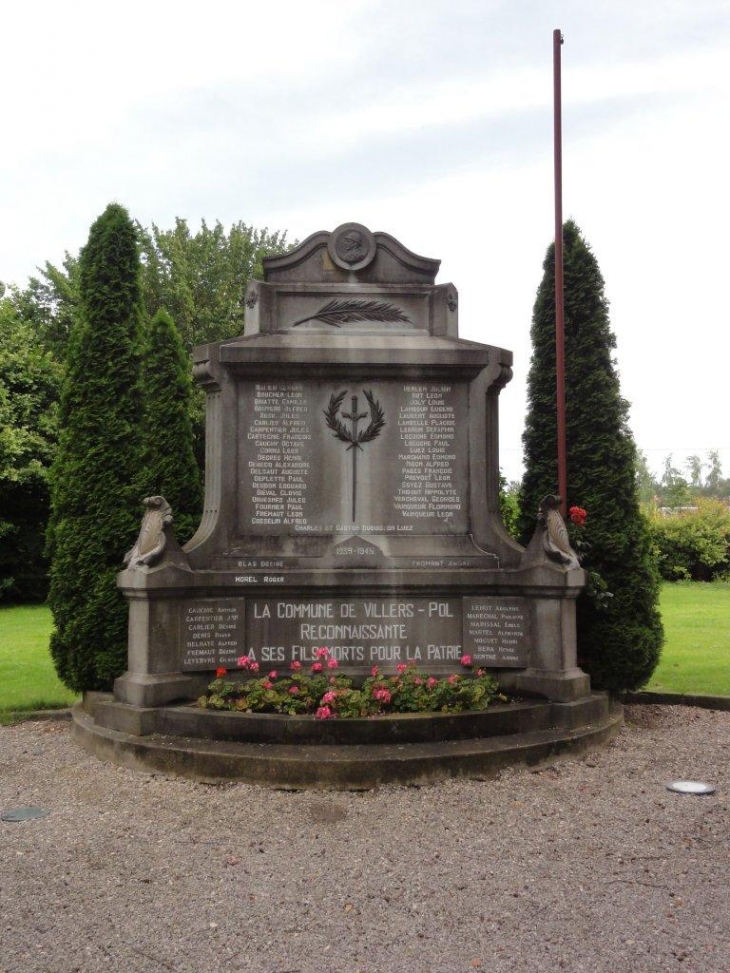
[324,390,385,522]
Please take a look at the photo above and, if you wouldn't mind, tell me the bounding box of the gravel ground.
[1,704,729,973]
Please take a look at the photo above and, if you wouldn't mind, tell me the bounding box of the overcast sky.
[3,0,728,483]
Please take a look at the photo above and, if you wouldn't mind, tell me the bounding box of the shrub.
[648,499,730,581]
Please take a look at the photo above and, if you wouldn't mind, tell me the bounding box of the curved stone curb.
[1,708,73,725]
[624,691,730,712]
[72,701,623,790]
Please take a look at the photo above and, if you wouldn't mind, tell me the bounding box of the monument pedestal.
[77,222,606,786]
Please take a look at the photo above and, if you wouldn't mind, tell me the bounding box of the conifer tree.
[140,309,202,543]
[519,220,663,691]
[47,204,144,691]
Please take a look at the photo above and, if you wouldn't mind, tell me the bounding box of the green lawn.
[0,584,728,715]
[646,582,730,696]
[0,605,78,717]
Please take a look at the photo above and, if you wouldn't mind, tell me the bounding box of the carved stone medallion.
[327,222,376,271]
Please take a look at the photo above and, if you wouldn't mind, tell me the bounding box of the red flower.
[215,667,227,678]
[569,505,587,526]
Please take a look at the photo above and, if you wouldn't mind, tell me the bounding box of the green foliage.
[498,472,521,539]
[519,221,663,692]
[137,219,290,349]
[0,300,62,601]
[47,204,145,692]
[139,309,202,543]
[201,655,505,719]
[647,499,730,581]
[2,216,288,606]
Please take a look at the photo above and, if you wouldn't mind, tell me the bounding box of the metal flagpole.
[553,28,568,518]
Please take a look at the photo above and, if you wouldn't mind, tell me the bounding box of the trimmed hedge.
[648,500,730,581]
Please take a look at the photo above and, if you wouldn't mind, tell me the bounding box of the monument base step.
[72,696,623,790]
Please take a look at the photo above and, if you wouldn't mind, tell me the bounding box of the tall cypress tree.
[519,220,663,691]
[140,309,202,544]
[47,204,144,692]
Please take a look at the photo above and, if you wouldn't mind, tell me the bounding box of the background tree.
[47,204,144,692]
[659,454,693,508]
[0,299,61,600]
[140,309,202,543]
[519,220,663,692]
[635,450,658,506]
[14,219,290,360]
[137,219,289,348]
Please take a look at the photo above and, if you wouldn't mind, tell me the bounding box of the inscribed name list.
[463,598,530,667]
[238,380,468,535]
[181,601,246,670]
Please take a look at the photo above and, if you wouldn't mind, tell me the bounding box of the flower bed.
[199,649,507,719]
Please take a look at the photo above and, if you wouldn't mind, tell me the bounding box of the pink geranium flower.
[448,674,459,684]
[414,676,423,686]
[311,662,323,673]
[268,670,278,680]
[262,680,273,690]
[322,691,337,705]
[396,663,407,674]
[250,661,259,673]
[374,688,391,705]
[327,657,339,669]
[236,655,251,669]
[315,705,333,720]
[289,685,299,694]
[314,646,330,660]
[290,660,302,671]
[371,665,379,677]
[460,655,473,667]
[426,677,438,689]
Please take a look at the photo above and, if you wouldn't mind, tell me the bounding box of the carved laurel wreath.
[324,390,385,450]
[292,299,410,329]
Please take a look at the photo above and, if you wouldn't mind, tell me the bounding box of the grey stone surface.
[115,223,589,712]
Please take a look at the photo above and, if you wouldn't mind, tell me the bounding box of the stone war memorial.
[74,222,622,787]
